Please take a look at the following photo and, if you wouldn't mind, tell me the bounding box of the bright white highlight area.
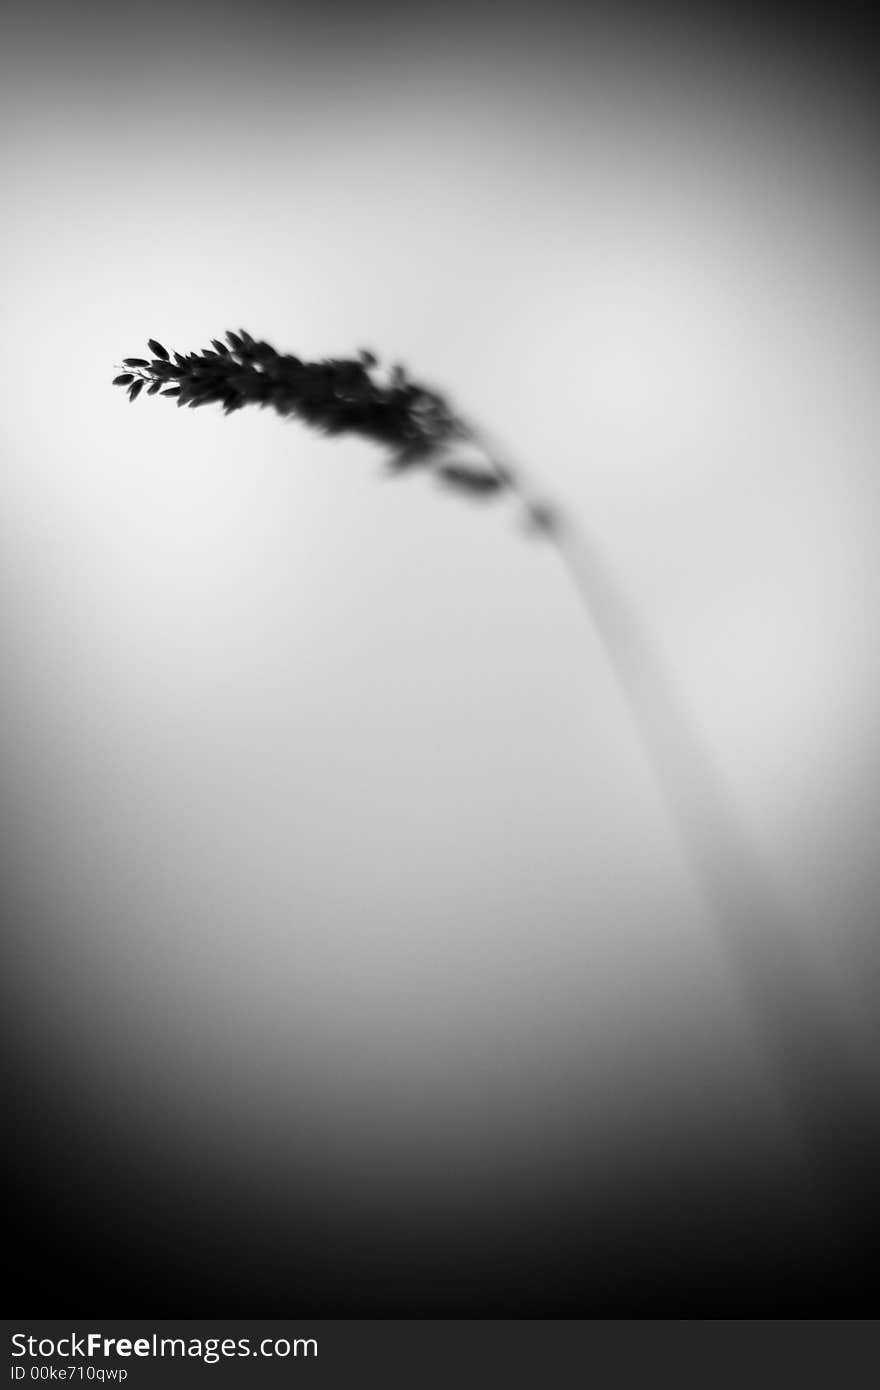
[3,7,880,1207]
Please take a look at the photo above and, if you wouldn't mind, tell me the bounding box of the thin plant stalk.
[115,330,880,1244]
[473,424,880,1249]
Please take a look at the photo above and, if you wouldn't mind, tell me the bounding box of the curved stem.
[469,425,880,1247]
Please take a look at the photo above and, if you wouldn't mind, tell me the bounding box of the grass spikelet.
[112,329,547,527]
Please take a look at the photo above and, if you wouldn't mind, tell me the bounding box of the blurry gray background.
[3,0,880,1310]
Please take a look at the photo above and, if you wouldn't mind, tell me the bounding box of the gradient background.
[4,0,880,1313]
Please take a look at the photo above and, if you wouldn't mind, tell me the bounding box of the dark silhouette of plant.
[113,329,560,528]
[114,328,880,1259]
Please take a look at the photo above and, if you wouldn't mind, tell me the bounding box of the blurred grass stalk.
[476,421,880,1252]
[117,331,880,1247]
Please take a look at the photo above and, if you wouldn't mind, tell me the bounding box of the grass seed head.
[112,329,554,523]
